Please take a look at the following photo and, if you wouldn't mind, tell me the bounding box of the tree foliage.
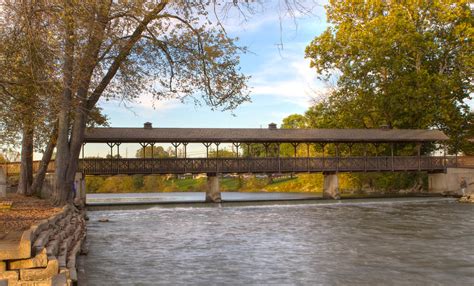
[135,145,170,158]
[0,0,319,204]
[305,1,473,151]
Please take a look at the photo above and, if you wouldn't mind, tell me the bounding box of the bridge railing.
[3,155,470,176]
[76,156,451,175]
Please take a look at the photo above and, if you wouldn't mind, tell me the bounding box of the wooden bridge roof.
[83,127,448,143]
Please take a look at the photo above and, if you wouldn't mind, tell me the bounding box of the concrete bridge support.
[39,172,86,203]
[206,173,221,203]
[323,172,340,199]
[0,167,6,198]
[429,168,474,195]
[74,172,86,204]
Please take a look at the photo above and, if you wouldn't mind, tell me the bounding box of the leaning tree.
[1,0,312,205]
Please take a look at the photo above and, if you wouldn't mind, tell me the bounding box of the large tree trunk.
[52,0,75,206]
[51,1,167,205]
[17,125,34,196]
[31,125,58,196]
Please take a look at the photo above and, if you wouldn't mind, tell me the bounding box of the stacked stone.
[459,194,474,203]
[0,205,86,286]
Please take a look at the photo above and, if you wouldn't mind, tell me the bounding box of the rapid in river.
[84,197,474,285]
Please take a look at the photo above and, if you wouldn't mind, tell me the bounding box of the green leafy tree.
[459,112,474,155]
[208,148,236,158]
[281,114,307,129]
[136,146,170,158]
[0,1,318,204]
[305,1,473,150]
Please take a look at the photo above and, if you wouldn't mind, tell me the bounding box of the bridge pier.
[74,172,86,205]
[206,173,221,203]
[0,167,6,198]
[429,168,474,195]
[323,172,340,199]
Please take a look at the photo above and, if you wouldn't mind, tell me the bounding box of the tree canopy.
[305,0,473,151]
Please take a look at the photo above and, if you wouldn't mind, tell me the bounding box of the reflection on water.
[85,198,474,285]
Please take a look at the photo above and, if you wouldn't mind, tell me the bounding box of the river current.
[84,197,473,285]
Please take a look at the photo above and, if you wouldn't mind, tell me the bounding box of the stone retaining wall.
[0,205,86,285]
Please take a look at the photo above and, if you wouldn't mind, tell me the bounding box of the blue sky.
[99,5,329,129]
[29,3,472,160]
[81,6,330,158]
[17,3,471,160]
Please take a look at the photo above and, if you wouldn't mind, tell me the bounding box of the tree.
[281,114,307,129]
[459,111,474,155]
[0,0,317,204]
[208,148,236,158]
[136,146,170,158]
[0,1,61,196]
[51,1,318,205]
[305,1,472,147]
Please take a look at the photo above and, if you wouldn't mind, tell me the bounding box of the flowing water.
[84,197,474,285]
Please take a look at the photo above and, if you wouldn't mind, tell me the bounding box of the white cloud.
[134,93,181,111]
[249,43,330,107]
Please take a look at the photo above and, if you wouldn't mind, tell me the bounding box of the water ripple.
[85,198,474,285]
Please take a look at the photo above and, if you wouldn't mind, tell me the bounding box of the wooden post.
[117,143,121,158]
[232,142,241,157]
[364,144,367,172]
[107,142,115,158]
[321,143,326,171]
[277,143,281,173]
[417,143,421,171]
[183,142,188,173]
[171,142,181,158]
[203,143,212,158]
[183,143,188,158]
[116,143,121,173]
[263,143,269,157]
[215,142,220,158]
[391,143,394,171]
[291,143,299,172]
[150,143,155,158]
[306,143,310,172]
[443,142,447,170]
[139,143,148,171]
[292,143,299,157]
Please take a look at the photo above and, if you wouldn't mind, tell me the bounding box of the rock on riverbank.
[0,204,86,285]
[459,195,474,203]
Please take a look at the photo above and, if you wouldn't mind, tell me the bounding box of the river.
[84,197,474,285]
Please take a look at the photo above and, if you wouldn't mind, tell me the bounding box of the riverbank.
[0,194,62,234]
[0,202,86,285]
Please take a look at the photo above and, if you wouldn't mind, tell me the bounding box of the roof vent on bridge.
[144,122,152,129]
[268,123,277,130]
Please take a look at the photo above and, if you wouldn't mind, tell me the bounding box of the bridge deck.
[4,156,470,176]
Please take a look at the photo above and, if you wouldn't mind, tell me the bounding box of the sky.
[99,4,329,129]
[79,4,330,158]
[22,2,472,160]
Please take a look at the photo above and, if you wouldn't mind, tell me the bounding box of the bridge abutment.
[323,172,340,199]
[429,168,474,195]
[38,172,86,203]
[74,172,86,205]
[0,167,6,198]
[206,173,221,203]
